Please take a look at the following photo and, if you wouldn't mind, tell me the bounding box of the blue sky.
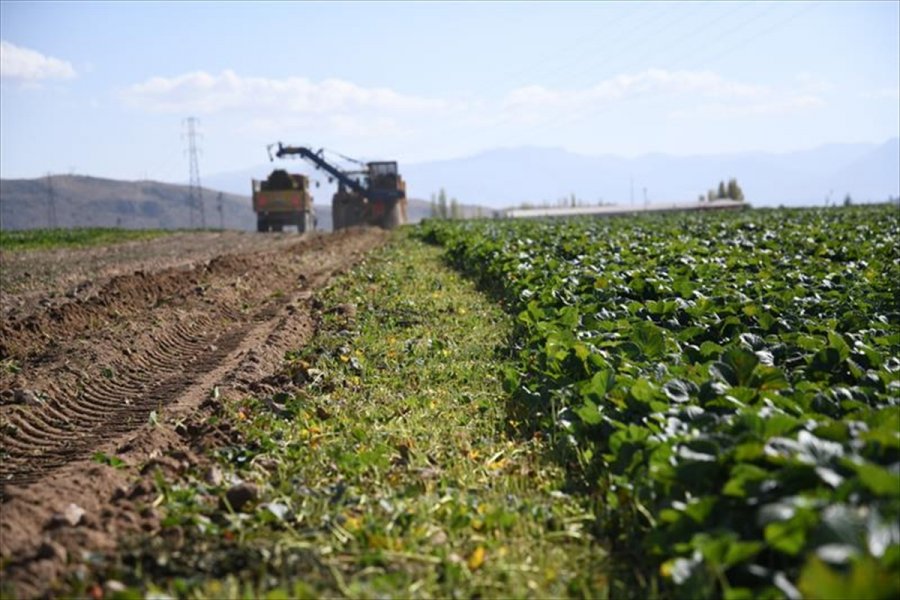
[1,1,898,183]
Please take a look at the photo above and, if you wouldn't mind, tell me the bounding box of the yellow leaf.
[468,546,486,570]
[659,560,675,579]
[487,458,508,471]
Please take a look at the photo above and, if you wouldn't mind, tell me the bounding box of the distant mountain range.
[2,138,896,231]
[0,175,443,232]
[0,176,257,231]
[205,138,899,209]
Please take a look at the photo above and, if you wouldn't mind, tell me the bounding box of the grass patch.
[72,232,610,598]
[0,228,172,251]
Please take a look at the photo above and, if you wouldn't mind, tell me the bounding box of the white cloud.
[859,87,900,101]
[670,95,825,119]
[503,69,767,111]
[122,69,452,115]
[795,72,834,94]
[237,114,412,139]
[499,69,824,123]
[0,40,77,81]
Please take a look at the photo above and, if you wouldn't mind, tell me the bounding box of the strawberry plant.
[420,205,900,598]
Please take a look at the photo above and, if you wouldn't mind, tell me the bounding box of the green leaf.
[723,463,770,498]
[799,556,900,600]
[700,341,724,359]
[753,366,790,390]
[810,347,841,374]
[630,378,658,403]
[580,369,613,403]
[827,331,851,361]
[764,509,818,556]
[854,462,900,497]
[575,399,603,426]
[631,321,666,359]
[92,451,126,469]
[723,347,759,387]
[765,520,808,556]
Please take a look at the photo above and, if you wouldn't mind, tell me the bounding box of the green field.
[420,204,900,598]
[55,205,899,599]
[0,228,172,251]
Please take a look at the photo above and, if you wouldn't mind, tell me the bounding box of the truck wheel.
[257,216,268,232]
[296,212,305,234]
[272,223,283,232]
[384,202,402,229]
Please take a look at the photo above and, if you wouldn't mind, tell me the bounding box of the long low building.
[503,199,745,219]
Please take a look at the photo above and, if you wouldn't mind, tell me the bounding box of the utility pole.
[45,173,58,229]
[183,117,204,229]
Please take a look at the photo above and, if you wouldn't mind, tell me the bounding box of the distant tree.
[429,193,438,218]
[698,194,705,202]
[726,178,745,201]
[707,189,716,202]
[717,181,727,199]
[570,193,577,208]
[438,188,448,219]
[843,193,853,207]
[450,197,461,220]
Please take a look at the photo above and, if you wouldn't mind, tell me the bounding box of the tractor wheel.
[384,202,403,229]
[332,203,344,231]
[272,222,283,232]
[296,212,306,234]
[257,216,268,232]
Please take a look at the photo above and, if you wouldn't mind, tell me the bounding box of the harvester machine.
[268,143,407,230]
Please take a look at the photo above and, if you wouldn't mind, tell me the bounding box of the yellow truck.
[251,169,316,233]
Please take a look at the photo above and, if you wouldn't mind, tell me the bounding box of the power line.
[501,2,809,147]
[674,1,822,72]
[661,1,786,71]
[183,117,205,229]
[499,3,659,91]
[526,2,697,93]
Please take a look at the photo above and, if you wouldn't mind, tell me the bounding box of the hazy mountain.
[4,139,894,232]
[0,175,258,231]
[0,174,443,232]
[203,139,898,209]
[399,139,899,208]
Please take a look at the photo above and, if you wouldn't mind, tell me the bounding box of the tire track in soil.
[0,228,386,499]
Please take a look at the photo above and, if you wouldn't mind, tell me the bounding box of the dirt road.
[0,229,388,596]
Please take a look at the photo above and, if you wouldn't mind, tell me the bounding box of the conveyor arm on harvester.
[272,143,366,196]
[270,142,402,202]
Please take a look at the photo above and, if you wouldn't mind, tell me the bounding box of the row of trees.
[429,188,463,219]
[700,178,745,202]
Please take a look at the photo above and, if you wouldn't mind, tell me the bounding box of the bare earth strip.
[0,228,387,597]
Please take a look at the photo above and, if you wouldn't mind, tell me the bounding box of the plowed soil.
[0,229,388,597]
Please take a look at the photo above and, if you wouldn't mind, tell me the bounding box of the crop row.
[419,205,899,599]
[0,227,169,251]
